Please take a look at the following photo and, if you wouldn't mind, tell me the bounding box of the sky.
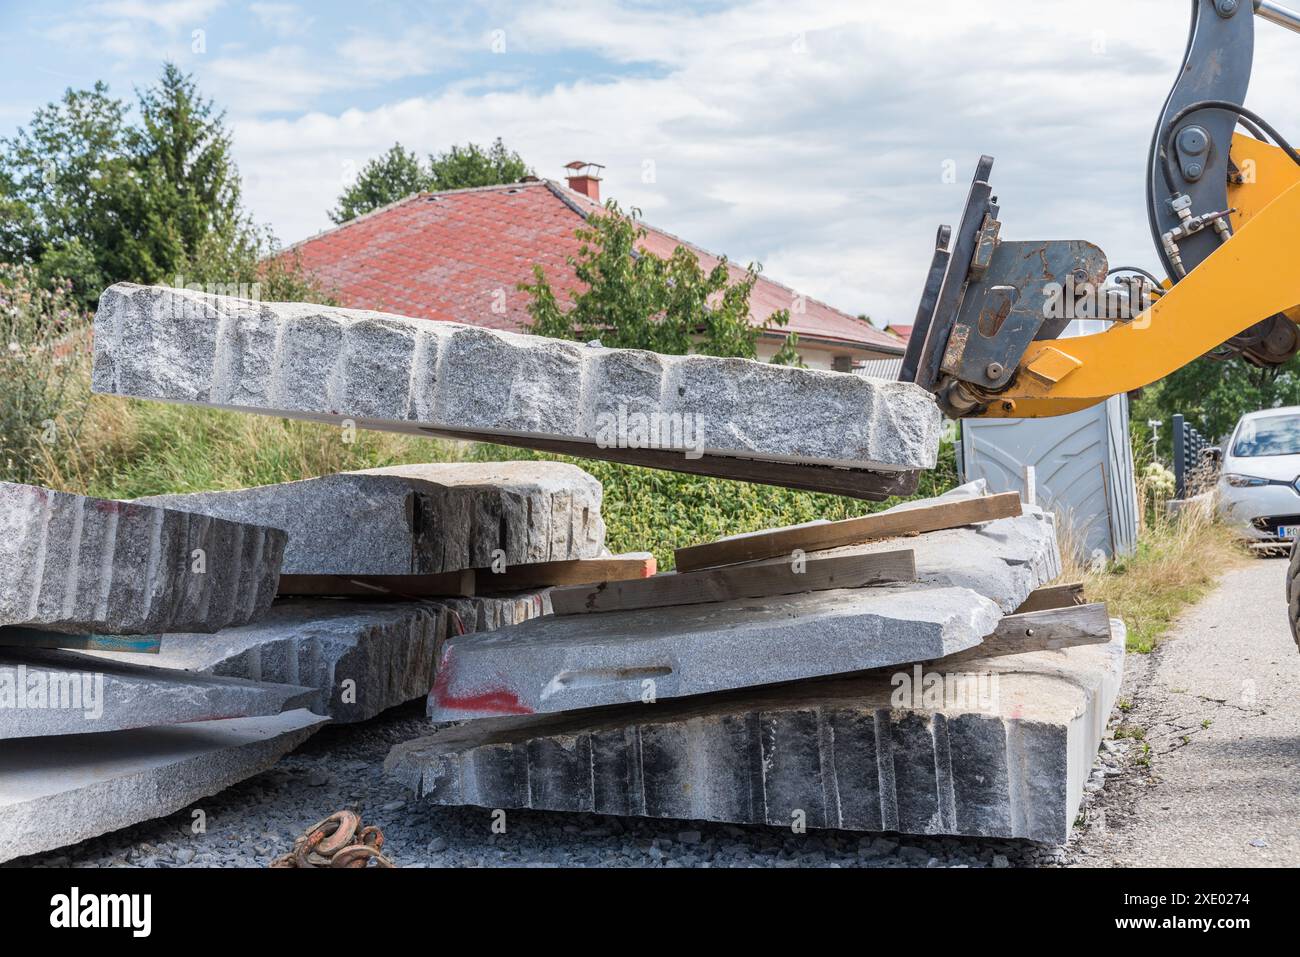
[2,0,1299,326]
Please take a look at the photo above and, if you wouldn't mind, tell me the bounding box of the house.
[280,166,903,371]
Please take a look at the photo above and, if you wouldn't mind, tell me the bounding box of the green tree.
[0,81,140,298]
[520,200,800,363]
[427,137,529,190]
[329,143,428,224]
[131,62,242,281]
[0,63,329,306]
[330,137,531,223]
[1133,354,1300,452]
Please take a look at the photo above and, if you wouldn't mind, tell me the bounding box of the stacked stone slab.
[90,283,941,474]
[0,710,326,862]
[0,482,285,635]
[137,462,606,575]
[388,622,1126,844]
[426,487,1060,721]
[428,585,1004,721]
[0,648,316,739]
[91,593,551,723]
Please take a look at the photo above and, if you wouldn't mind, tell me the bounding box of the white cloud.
[248,2,310,38]
[90,0,225,32]
[39,0,1300,322]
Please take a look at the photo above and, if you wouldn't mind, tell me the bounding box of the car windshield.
[1232,414,1300,457]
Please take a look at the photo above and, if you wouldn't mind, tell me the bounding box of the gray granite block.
[0,709,325,862]
[90,592,551,723]
[137,462,606,575]
[427,585,1003,721]
[0,482,285,635]
[388,621,1126,844]
[91,283,941,472]
[0,648,316,739]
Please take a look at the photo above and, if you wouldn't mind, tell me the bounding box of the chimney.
[564,160,604,201]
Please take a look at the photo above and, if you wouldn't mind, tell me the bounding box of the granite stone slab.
[0,482,285,635]
[388,621,1126,843]
[0,647,316,739]
[427,584,1003,721]
[138,462,606,575]
[91,283,941,473]
[0,709,325,863]
[91,592,551,723]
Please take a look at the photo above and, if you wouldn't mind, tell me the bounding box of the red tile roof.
[885,323,914,343]
[280,181,903,357]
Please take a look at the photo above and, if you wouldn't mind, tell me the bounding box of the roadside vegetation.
[1058,471,1245,653]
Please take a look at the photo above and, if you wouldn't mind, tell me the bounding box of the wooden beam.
[938,602,1111,664]
[277,569,476,599]
[1013,582,1086,614]
[0,627,161,655]
[477,553,657,592]
[550,548,916,615]
[416,427,920,501]
[674,491,1024,572]
[277,555,658,599]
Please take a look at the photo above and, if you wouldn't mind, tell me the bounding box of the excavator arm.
[902,0,1300,419]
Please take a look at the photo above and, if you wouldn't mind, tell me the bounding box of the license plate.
[1278,526,1298,540]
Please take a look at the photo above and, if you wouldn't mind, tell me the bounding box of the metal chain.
[270,810,395,868]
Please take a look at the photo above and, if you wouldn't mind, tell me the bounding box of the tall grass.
[0,265,93,485]
[1056,476,1243,653]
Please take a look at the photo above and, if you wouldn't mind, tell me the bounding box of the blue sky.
[3,1,1300,324]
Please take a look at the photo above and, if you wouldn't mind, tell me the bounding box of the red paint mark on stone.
[430,646,532,715]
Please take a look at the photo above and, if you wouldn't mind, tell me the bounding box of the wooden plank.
[0,627,161,655]
[416,427,920,501]
[1013,582,1086,614]
[550,548,916,615]
[674,491,1024,572]
[477,553,657,592]
[277,569,475,599]
[938,603,1111,664]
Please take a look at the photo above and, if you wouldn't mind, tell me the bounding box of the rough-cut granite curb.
[91,592,551,723]
[91,283,941,472]
[138,462,606,575]
[389,623,1127,844]
[0,648,316,739]
[0,482,285,635]
[0,710,325,862]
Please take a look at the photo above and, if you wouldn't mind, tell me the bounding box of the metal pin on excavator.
[902,0,1300,645]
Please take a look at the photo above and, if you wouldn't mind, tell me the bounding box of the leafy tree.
[520,200,800,363]
[0,64,329,307]
[330,137,531,223]
[1133,354,1300,454]
[427,137,529,190]
[329,144,428,224]
[131,63,242,280]
[0,81,140,298]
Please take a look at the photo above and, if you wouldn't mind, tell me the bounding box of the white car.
[1217,406,1300,543]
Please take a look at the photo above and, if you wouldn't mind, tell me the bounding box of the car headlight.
[1224,473,1269,488]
